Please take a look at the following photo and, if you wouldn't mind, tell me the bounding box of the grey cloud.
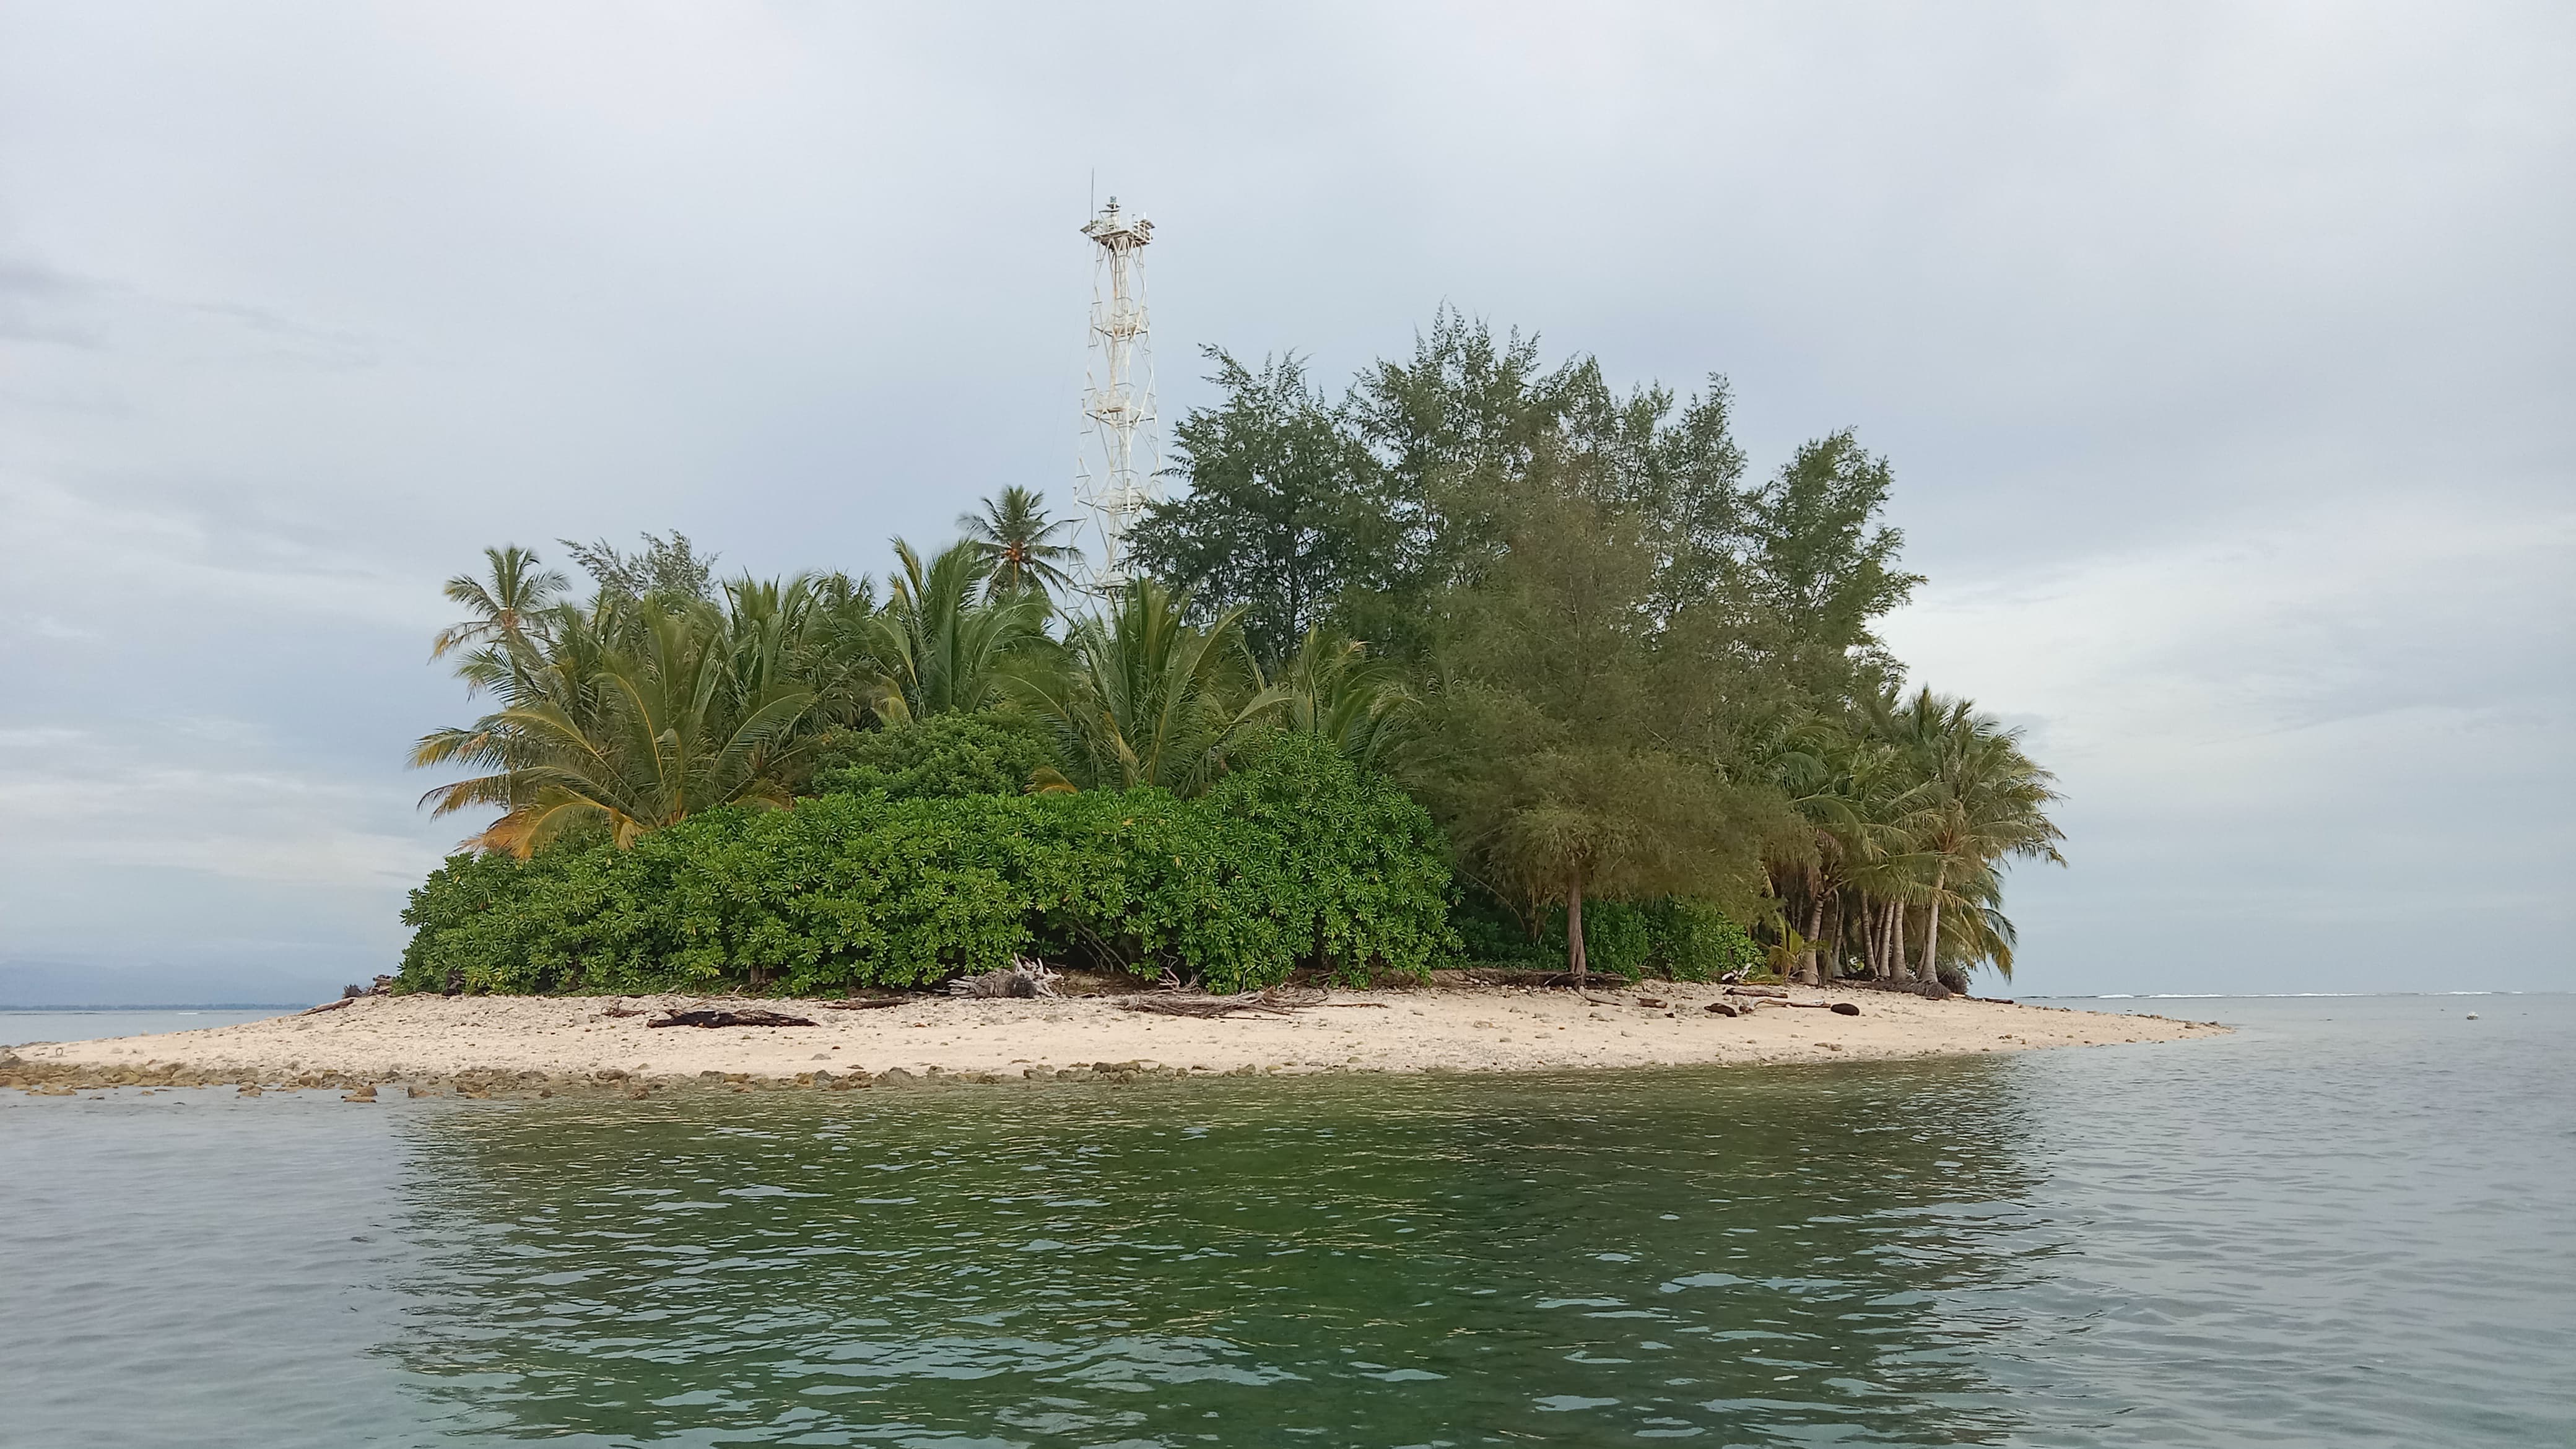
[0,1,2567,998]
[0,259,110,346]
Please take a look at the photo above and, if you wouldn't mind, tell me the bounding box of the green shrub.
[1648,897,1762,981]
[398,731,1455,996]
[809,712,1057,801]
[1445,887,1555,968]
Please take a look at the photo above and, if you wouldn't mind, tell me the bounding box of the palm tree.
[959,486,1081,598]
[1882,688,2063,983]
[431,546,567,662]
[411,597,822,855]
[1272,627,1419,772]
[1748,714,1848,983]
[1834,752,1931,982]
[862,539,1055,721]
[1754,688,2061,987]
[723,572,885,738]
[1014,578,1290,796]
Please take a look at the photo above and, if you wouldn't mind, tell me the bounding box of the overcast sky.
[2,2,2568,1004]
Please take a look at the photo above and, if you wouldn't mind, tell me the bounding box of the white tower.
[1074,197,1159,596]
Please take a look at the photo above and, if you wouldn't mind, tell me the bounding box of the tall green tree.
[558,530,720,601]
[431,545,568,662]
[1881,688,2065,981]
[1130,349,1396,666]
[1739,433,1924,703]
[958,485,1081,598]
[1345,310,1752,622]
[1416,444,1772,993]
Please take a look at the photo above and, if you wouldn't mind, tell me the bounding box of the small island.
[16,316,2219,1095]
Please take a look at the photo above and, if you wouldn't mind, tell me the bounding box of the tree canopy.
[406,321,2060,993]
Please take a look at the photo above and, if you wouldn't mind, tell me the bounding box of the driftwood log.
[1118,994,1300,1019]
[949,963,1059,999]
[1780,1000,1864,1016]
[646,1008,817,1029]
[822,998,905,1011]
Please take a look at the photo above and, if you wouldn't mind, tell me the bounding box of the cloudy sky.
[2,2,2567,1003]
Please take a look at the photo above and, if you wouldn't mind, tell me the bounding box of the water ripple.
[3,996,2569,1446]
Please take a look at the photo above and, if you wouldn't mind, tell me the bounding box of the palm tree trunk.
[1918,861,1947,985]
[1566,874,1588,996]
[1802,888,1826,985]
[1891,900,1910,983]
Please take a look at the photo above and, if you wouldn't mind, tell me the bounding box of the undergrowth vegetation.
[398,733,1453,995]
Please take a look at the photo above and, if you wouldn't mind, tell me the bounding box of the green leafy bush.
[809,713,1057,801]
[398,731,1455,995]
[1646,898,1763,981]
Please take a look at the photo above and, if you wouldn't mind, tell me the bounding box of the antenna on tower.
[1074,195,1158,598]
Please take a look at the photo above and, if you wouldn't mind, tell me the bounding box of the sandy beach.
[2,983,2225,1095]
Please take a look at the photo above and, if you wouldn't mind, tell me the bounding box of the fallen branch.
[821,998,905,1011]
[300,998,354,1016]
[646,1008,817,1029]
[951,962,1060,999]
[1118,994,1300,1019]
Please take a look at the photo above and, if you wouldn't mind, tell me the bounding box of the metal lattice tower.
[1073,197,1158,596]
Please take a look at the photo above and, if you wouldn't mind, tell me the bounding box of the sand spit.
[3,985,2226,1097]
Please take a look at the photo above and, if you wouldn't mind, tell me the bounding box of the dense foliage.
[1451,894,1762,983]
[399,733,1455,996]
[811,712,1058,801]
[1126,312,2056,986]
[404,310,2059,993]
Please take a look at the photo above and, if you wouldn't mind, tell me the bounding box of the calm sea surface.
[2,1007,296,1043]
[2,994,2568,1448]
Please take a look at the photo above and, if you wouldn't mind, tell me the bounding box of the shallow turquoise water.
[3,996,2569,1447]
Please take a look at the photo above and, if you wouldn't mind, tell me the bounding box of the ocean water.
[2,1007,298,1044]
[1,994,2567,1448]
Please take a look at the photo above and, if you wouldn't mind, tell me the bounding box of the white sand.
[7,983,2224,1088]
